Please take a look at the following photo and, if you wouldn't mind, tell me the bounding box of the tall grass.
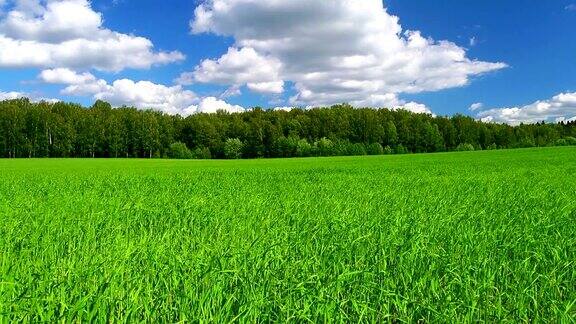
[1,147,575,322]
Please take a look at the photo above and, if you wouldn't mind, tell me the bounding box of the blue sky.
[0,0,575,124]
[389,0,576,115]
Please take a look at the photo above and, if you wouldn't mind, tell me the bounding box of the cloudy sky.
[0,0,574,124]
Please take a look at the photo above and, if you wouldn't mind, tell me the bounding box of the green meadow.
[1,147,575,322]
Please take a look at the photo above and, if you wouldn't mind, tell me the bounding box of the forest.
[0,98,575,159]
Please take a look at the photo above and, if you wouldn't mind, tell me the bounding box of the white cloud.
[2,0,102,42]
[187,96,245,114]
[343,93,432,114]
[469,37,477,47]
[273,106,294,112]
[38,68,108,96]
[93,79,199,115]
[187,0,506,109]
[469,102,483,111]
[0,90,26,100]
[555,116,576,123]
[0,0,184,71]
[566,4,576,11]
[477,92,576,125]
[246,81,284,94]
[39,67,96,84]
[37,68,244,116]
[402,102,432,115]
[272,94,432,115]
[220,85,242,98]
[0,89,60,102]
[179,47,284,94]
[62,79,109,96]
[86,81,198,115]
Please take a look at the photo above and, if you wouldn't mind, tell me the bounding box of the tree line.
[0,98,574,159]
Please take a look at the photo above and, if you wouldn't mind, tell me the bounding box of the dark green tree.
[168,142,193,159]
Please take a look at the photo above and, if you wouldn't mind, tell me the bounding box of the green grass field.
[1,147,575,322]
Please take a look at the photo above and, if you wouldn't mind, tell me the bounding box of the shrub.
[224,138,244,159]
[315,137,335,157]
[565,137,576,146]
[515,139,535,148]
[192,147,212,159]
[395,144,408,154]
[347,143,367,156]
[556,139,568,146]
[296,139,312,157]
[332,140,348,156]
[383,145,393,155]
[273,136,299,157]
[486,143,498,150]
[167,142,193,159]
[367,143,384,155]
[456,143,475,152]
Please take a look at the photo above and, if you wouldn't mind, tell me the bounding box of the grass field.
[1,147,575,322]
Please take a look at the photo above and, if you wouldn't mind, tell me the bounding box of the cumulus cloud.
[0,89,60,102]
[247,81,284,94]
[38,68,108,96]
[273,106,294,112]
[188,96,245,114]
[477,92,576,125]
[177,47,284,94]
[555,116,576,123]
[469,102,483,111]
[39,67,96,84]
[272,94,432,114]
[0,90,26,100]
[37,68,244,116]
[186,0,506,111]
[345,93,432,114]
[0,0,184,71]
[92,80,199,115]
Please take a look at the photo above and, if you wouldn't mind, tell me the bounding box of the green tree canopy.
[0,99,573,159]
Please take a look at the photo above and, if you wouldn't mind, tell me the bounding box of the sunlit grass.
[1,147,575,322]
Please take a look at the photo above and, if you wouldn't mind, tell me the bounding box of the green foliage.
[192,147,212,159]
[224,138,244,159]
[0,99,574,159]
[456,143,475,151]
[366,142,384,155]
[346,143,367,156]
[383,145,393,155]
[0,147,575,322]
[486,143,498,150]
[296,139,312,157]
[315,137,335,156]
[384,121,398,146]
[333,140,367,156]
[557,136,576,146]
[515,139,536,148]
[167,142,192,159]
[395,144,408,154]
[272,136,299,157]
